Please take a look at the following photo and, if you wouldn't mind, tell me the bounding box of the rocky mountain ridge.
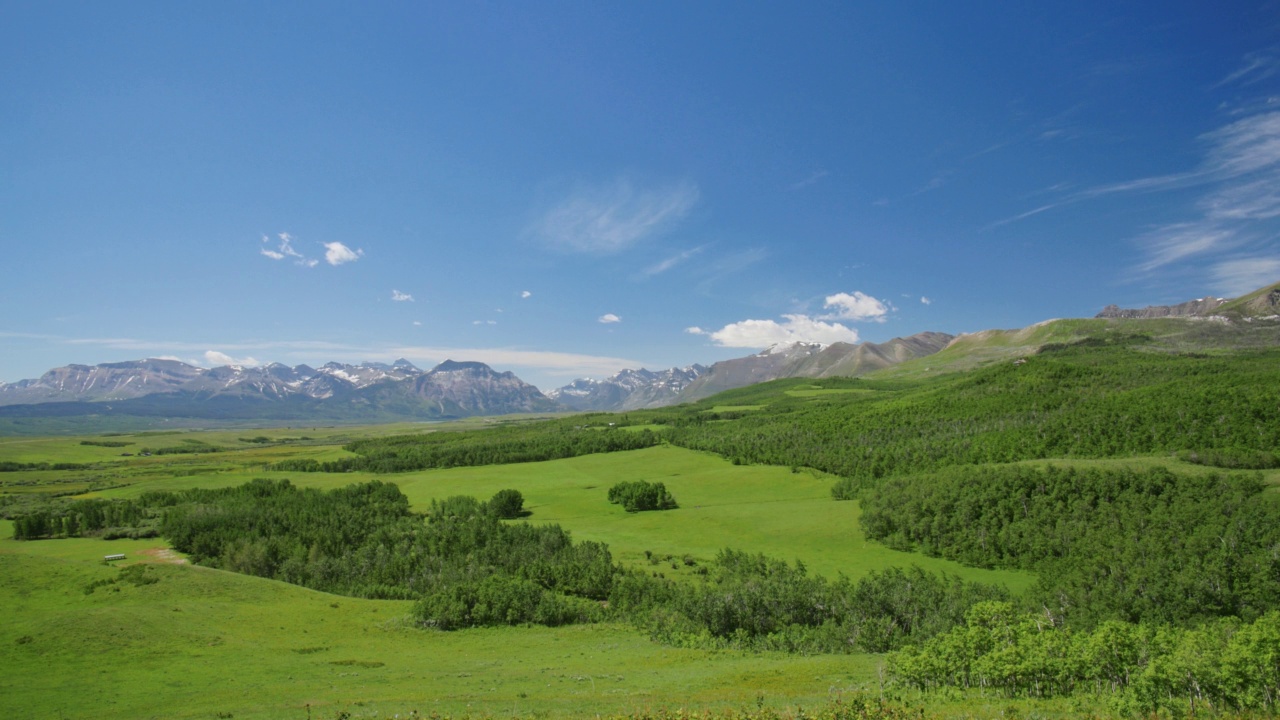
[0,357,556,420]
[4,281,1278,422]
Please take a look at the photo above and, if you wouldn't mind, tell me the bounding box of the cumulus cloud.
[921,296,932,305]
[532,179,699,254]
[391,290,414,302]
[203,350,261,367]
[822,291,890,322]
[692,314,860,348]
[598,313,622,324]
[473,320,497,326]
[324,241,363,266]
[521,290,532,299]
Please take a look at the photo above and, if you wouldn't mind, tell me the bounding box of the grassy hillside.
[8,331,1280,717]
[1,533,885,720]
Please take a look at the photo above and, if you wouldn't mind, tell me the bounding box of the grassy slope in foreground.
[1,530,879,720]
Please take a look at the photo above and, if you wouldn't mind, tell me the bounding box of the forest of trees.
[11,496,152,540]
[859,465,1280,628]
[660,345,1280,492]
[272,422,661,473]
[890,602,1280,715]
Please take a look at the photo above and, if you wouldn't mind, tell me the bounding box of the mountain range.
[3,281,1278,424]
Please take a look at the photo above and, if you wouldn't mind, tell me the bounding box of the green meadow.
[0,427,1044,719]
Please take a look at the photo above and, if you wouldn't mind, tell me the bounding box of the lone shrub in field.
[607,480,677,512]
[488,488,525,518]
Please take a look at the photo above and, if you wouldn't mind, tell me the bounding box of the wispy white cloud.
[911,171,952,196]
[821,291,890,322]
[324,241,363,266]
[790,170,829,191]
[694,247,768,294]
[598,313,621,324]
[641,246,705,278]
[1135,225,1237,273]
[693,314,860,348]
[1211,257,1280,296]
[531,179,699,254]
[1218,50,1280,88]
[412,321,422,326]
[473,320,497,326]
[1127,111,1280,276]
[521,290,532,299]
[921,296,932,305]
[261,232,312,265]
[391,290,414,302]
[990,106,1280,284]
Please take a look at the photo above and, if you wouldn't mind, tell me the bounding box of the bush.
[489,489,525,519]
[607,480,677,512]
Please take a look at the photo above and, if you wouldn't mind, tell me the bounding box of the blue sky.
[3,2,1279,390]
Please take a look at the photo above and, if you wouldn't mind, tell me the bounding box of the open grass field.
[2,534,887,720]
[6,420,1259,718]
[0,424,1047,719]
[12,433,1033,591]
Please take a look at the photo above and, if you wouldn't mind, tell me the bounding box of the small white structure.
[104,554,126,562]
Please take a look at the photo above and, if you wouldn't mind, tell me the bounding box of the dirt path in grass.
[139,547,188,564]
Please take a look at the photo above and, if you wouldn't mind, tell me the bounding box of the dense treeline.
[272,422,661,473]
[0,461,90,472]
[11,497,152,540]
[661,345,1280,492]
[612,552,1008,654]
[890,602,1280,715]
[608,480,678,512]
[156,479,614,603]
[859,465,1280,628]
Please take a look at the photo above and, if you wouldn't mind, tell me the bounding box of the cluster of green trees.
[272,423,661,473]
[612,553,1008,653]
[0,461,89,472]
[658,346,1280,492]
[11,497,151,540]
[138,441,223,455]
[154,480,615,604]
[890,602,1280,715]
[607,480,678,512]
[79,439,133,447]
[858,465,1280,628]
